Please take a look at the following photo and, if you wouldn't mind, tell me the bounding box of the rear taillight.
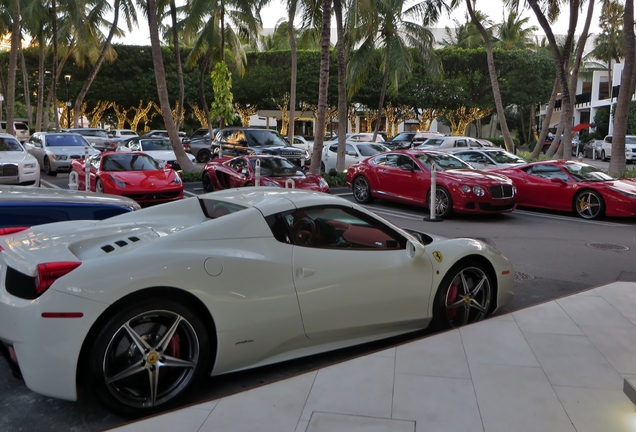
[0,227,28,236]
[35,262,81,295]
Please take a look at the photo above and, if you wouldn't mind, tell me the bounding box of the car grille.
[0,164,18,177]
[279,151,302,158]
[123,191,181,201]
[489,185,515,199]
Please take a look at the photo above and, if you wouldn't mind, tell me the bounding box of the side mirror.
[406,240,425,258]
[347,151,357,156]
[24,143,35,150]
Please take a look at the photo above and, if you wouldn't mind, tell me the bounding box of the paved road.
[3,158,635,431]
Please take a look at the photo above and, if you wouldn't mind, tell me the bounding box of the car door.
[518,164,574,210]
[227,157,251,187]
[322,143,339,171]
[26,135,45,166]
[285,206,433,339]
[381,154,427,203]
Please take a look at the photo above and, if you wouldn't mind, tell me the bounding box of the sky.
[114,0,602,45]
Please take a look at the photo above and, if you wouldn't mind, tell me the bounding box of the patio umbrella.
[572,123,593,133]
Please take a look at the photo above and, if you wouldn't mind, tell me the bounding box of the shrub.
[516,151,552,162]
[179,170,203,183]
[322,171,348,187]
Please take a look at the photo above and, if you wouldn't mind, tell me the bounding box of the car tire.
[95,178,103,193]
[574,189,605,220]
[432,260,493,330]
[84,298,210,417]
[244,182,254,187]
[202,172,214,193]
[352,176,374,204]
[426,187,453,218]
[196,150,212,163]
[43,157,57,176]
[601,150,608,161]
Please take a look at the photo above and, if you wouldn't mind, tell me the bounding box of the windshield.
[357,143,389,156]
[392,133,415,141]
[419,138,445,147]
[563,163,614,181]
[0,138,24,151]
[487,150,524,164]
[245,130,289,147]
[140,139,173,151]
[200,198,248,219]
[76,129,108,138]
[250,157,303,177]
[102,153,161,171]
[415,153,471,170]
[46,134,88,147]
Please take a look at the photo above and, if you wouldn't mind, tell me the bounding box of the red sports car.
[346,149,516,217]
[201,155,329,193]
[70,151,183,206]
[491,160,636,219]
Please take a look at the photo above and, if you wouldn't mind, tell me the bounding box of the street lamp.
[64,75,71,128]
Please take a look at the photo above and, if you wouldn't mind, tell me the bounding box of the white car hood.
[0,151,38,164]
[143,150,196,163]
[45,146,98,157]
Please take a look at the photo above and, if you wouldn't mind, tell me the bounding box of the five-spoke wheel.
[85,299,209,417]
[352,176,373,204]
[426,187,453,218]
[433,262,492,329]
[574,190,604,220]
[95,178,104,193]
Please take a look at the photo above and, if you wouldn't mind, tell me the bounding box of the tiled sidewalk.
[112,281,636,432]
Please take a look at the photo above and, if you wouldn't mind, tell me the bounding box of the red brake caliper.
[446,283,458,319]
[166,333,181,358]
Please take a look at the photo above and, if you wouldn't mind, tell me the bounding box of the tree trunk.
[287,2,298,147]
[20,48,33,126]
[147,0,196,171]
[532,78,559,159]
[372,71,389,142]
[466,0,514,153]
[334,0,348,172]
[5,0,20,136]
[52,0,60,131]
[309,0,332,174]
[609,0,635,176]
[199,56,212,130]
[35,44,45,131]
[171,0,185,130]
[73,0,120,128]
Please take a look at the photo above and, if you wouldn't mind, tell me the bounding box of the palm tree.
[347,0,448,141]
[4,0,21,137]
[441,12,492,48]
[495,10,537,50]
[72,0,138,127]
[147,0,197,171]
[588,1,624,101]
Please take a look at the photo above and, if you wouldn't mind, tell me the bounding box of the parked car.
[450,148,526,169]
[491,160,636,219]
[415,136,485,150]
[213,127,306,166]
[63,128,120,152]
[325,132,386,143]
[0,134,40,186]
[107,129,139,140]
[600,135,636,162]
[346,150,517,218]
[0,121,30,143]
[187,128,217,142]
[0,187,514,416]
[202,155,328,193]
[321,141,390,173]
[183,137,220,163]
[288,135,313,156]
[583,139,603,159]
[0,185,140,231]
[383,131,444,150]
[141,130,188,142]
[70,151,184,206]
[24,132,99,176]
[116,137,196,169]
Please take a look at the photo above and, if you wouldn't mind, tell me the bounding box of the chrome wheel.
[575,190,604,220]
[197,150,211,163]
[44,158,56,176]
[427,187,453,218]
[352,176,373,204]
[102,310,200,410]
[434,263,492,329]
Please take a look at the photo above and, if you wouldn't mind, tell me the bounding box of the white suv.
[0,121,30,143]
[600,135,636,162]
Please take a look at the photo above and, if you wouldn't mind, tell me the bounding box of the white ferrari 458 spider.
[0,188,514,416]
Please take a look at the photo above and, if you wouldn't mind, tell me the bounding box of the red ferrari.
[70,151,184,206]
[201,155,329,193]
[491,160,636,219]
[345,149,516,217]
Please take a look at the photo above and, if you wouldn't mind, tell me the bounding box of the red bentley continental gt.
[491,160,636,219]
[346,150,516,217]
[202,155,329,193]
[70,151,184,206]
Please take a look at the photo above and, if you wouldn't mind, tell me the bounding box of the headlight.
[106,175,126,188]
[24,163,37,168]
[460,185,485,196]
[319,177,329,188]
[53,154,68,161]
[173,176,182,184]
[304,149,310,159]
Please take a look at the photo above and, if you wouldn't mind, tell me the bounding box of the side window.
[329,144,338,153]
[396,154,419,169]
[345,144,356,154]
[229,158,248,172]
[379,154,400,168]
[279,206,407,250]
[90,155,101,170]
[605,136,612,144]
[527,164,570,181]
[455,139,468,147]
[235,132,248,146]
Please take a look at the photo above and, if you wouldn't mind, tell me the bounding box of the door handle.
[296,268,315,279]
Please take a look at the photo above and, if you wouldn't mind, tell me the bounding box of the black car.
[0,186,140,231]
[213,127,306,165]
[383,131,444,150]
